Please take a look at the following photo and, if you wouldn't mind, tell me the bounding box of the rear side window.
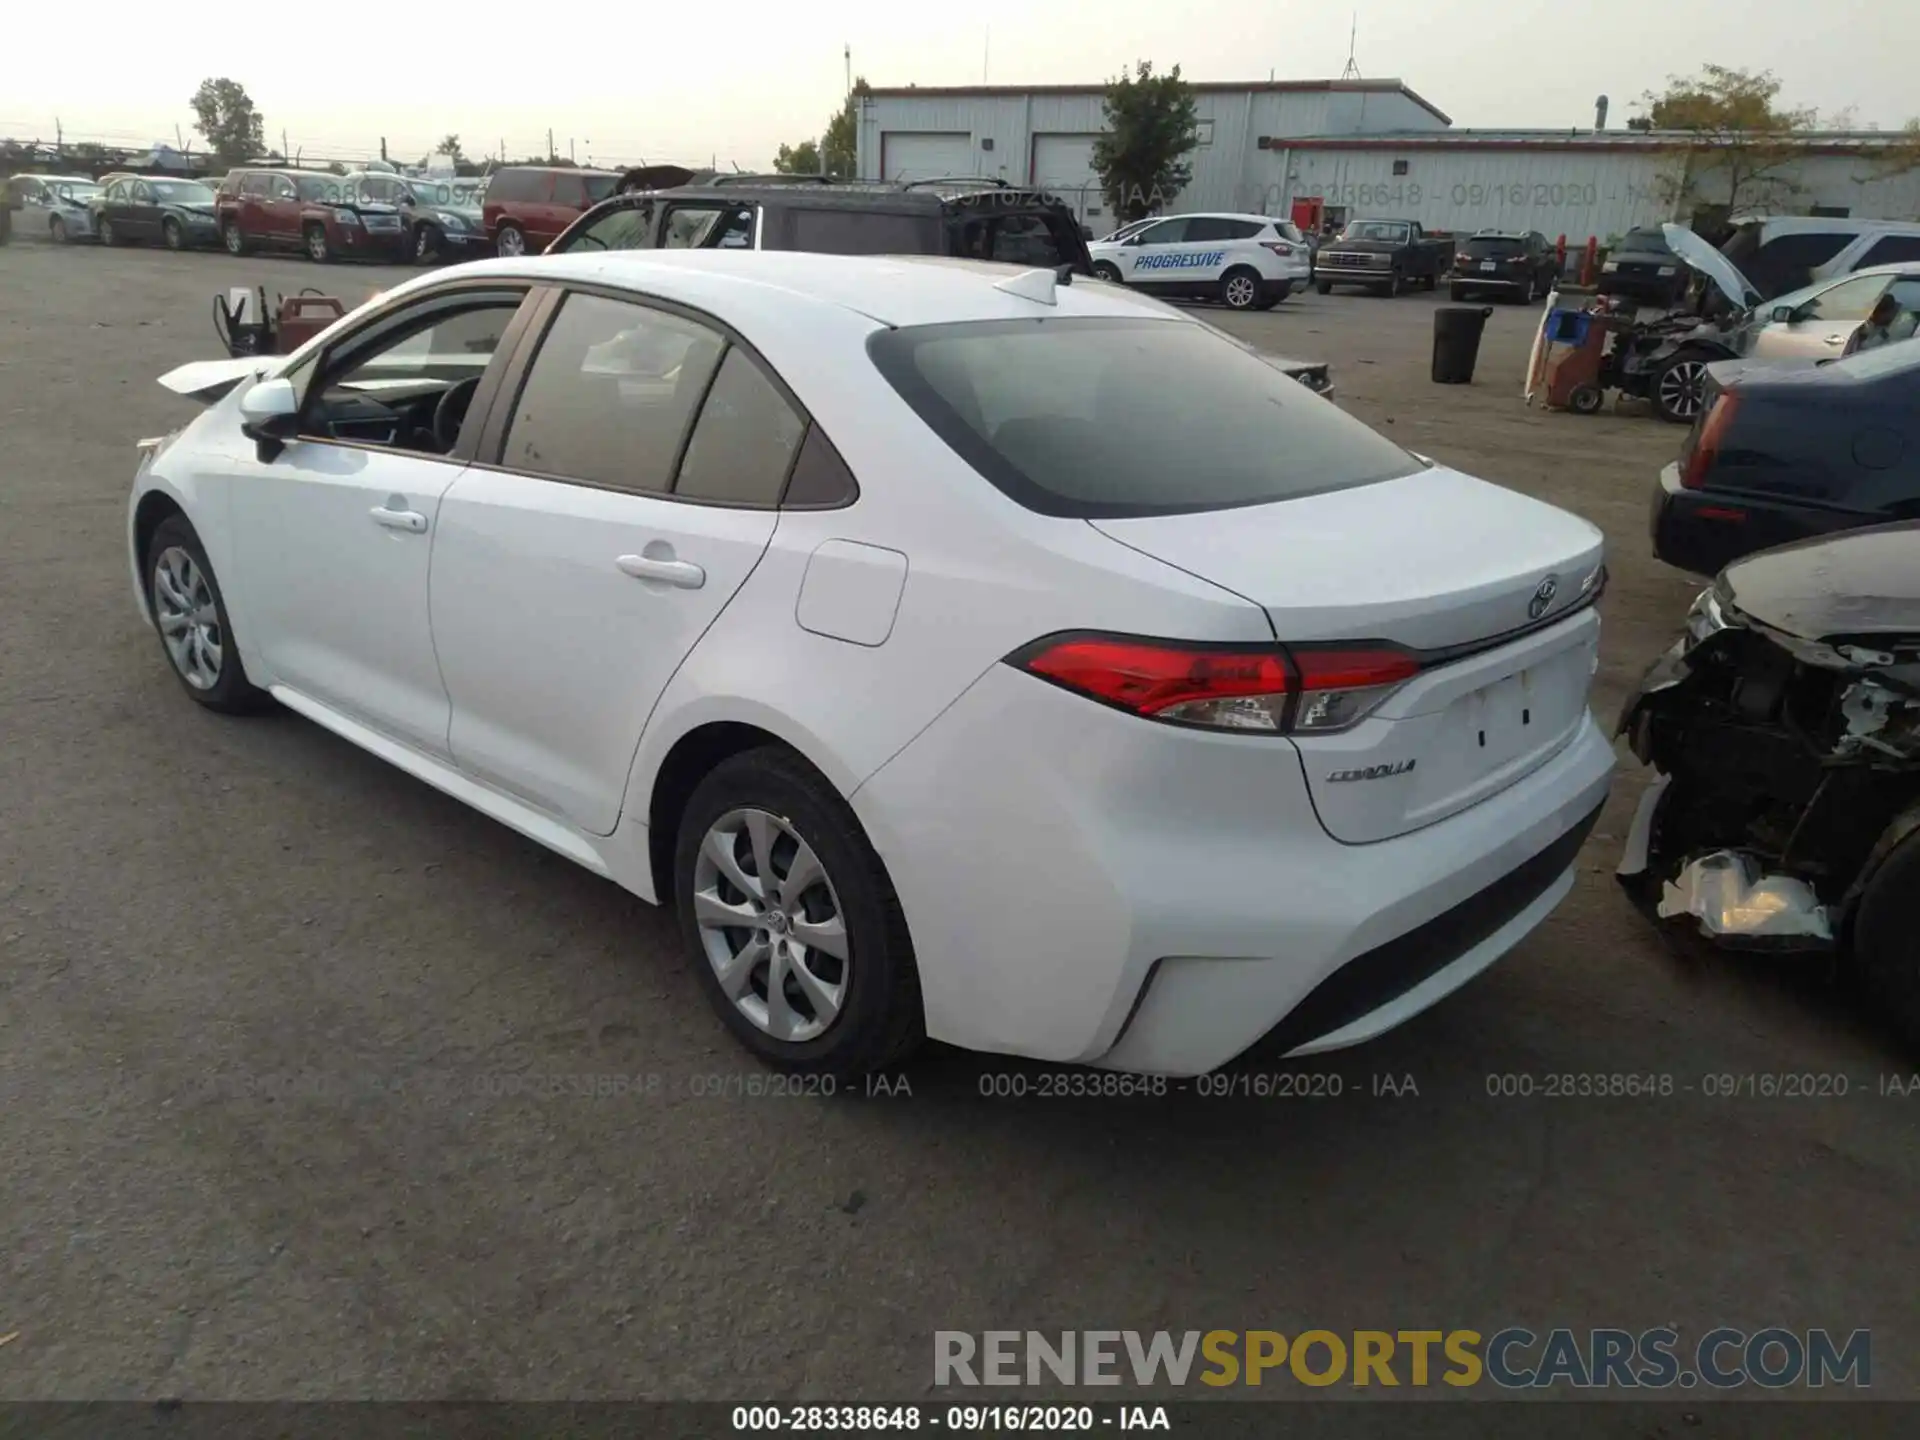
[673,349,807,506]
[784,207,936,255]
[1860,235,1920,268]
[782,426,859,507]
[868,318,1419,519]
[503,293,725,494]
[1747,230,1851,296]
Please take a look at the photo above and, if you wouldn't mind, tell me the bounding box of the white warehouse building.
[856,79,1920,242]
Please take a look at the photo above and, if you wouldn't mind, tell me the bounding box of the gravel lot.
[2,243,1916,1405]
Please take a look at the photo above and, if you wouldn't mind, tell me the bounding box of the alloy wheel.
[98,218,115,246]
[496,226,525,257]
[164,218,184,250]
[1659,361,1707,421]
[1224,273,1257,309]
[692,807,849,1043]
[50,216,68,243]
[152,546,223,690]
[415,227,436,261]
[224,223,244,254]
[306,229,328,261]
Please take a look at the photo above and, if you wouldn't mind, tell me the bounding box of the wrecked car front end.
[1617,524,1920,961]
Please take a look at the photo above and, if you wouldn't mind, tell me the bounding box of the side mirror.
[1771,306,1795,323]
[239,377,300,449]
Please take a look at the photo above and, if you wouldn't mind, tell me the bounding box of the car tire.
[145,515,269,714]
[1853,825,1920,1051]
[98,216,118,246]
[1652,348,1714,425]
[1091,261,1121,283]
[223,220,251,256]
[495,222,526,258]
[162,216,185,251]
[413,224,441,264]
[1315,279,1333,295]
[1567,384,1605,415]
[673,746,924,1077]
[1219,267,1262,310]
[1385,269,1404,297]
[304,224,332,263]
[50,215,69,244]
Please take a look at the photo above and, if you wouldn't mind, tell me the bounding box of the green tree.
[773,77,869,177]
[1637,65,1814,217]
[773,139,823,176]
[1092,61,1199,223]
[189,78,266,163]
[437,134,465,164]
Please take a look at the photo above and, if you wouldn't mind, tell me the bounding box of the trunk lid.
[1091,467,1607,842]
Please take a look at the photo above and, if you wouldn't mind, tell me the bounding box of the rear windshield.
[951,209,1080,268]
[1619,227,1672,253]
[1461,236,1523,258]
[867,318,1419,519]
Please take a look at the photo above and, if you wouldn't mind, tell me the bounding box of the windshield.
[584,173,619,203]
[1341,221,1411,244]
[152,182,214,204]
[51,181,102,203]
[406,181,452,205]
[867,317,1419,519]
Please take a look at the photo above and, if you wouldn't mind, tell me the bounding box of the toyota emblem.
[1528,575,1560,620]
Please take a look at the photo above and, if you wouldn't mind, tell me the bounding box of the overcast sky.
[3,0,1909,170]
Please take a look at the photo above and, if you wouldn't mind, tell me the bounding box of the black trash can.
[1431,305,1494,384]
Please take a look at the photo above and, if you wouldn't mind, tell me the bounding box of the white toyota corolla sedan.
[129,250,1613,1076]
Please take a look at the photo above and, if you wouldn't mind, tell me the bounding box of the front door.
[1752,272,1892,359]
[1119,216,1201,292]
[224,288,533,754]
[429,289,797,833]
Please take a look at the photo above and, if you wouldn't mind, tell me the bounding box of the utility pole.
[55,116,62,150]
[569,137,576,162]
[380,136,388,162]
[548,127,555,162]
[281,128,289,161]
[174,123,183,149]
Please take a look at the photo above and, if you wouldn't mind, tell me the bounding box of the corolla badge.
[1327,759,1417,783]
[1528,575,1560,621]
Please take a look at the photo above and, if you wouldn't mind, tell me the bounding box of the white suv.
[1088,212,1312,310]
[1722,215,1920,301]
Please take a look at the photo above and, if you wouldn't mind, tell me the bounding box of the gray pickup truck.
[1313,219,1453,296]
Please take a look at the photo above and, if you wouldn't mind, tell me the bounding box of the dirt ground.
[1,242,1916,1408]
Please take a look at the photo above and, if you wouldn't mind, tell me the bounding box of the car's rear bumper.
[1455,274,1532,289]
[855,662,1614,1075]
[1649,460,1873,578]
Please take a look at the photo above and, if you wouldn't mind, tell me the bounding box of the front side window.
[273,177,297,200]
[673,349,807,506]
[502,293,725,493]
[1803,273,1892,321]
[868,317,1420,519]
[303,297,523,454]
[1131,217,1190,246]
[560,201,656,252]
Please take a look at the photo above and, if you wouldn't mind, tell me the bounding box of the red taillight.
[1261,241,1295,257]
[1681,394,1739,489]
[1011,636,1419,734]
[1455,252,1472,266]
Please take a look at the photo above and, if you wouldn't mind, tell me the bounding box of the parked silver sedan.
[5,173,102,243]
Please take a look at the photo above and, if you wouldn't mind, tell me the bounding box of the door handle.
[1822,334,1846,346]
[370,505,428,534]
[617,553,706,589]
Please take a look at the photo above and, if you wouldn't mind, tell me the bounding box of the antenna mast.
[1340,15,1361,79]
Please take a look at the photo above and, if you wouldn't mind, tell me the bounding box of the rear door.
[428,288,792,833]
[266,173,301,244]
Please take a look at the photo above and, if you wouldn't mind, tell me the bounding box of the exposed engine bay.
[1618,581,1920,955]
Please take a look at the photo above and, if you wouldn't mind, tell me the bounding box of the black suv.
[547,174,1094,274]
[1448,230,1560,304]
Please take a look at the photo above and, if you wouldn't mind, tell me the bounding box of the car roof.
[19,173,99,184]
[387,249,1190,330]
[1734,215,1920,237]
